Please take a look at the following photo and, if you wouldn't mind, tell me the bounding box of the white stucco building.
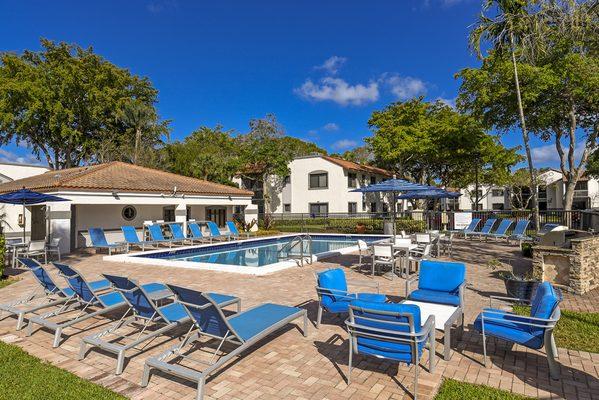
[0,161,256,254]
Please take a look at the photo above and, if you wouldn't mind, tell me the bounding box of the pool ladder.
[277,234,313,267]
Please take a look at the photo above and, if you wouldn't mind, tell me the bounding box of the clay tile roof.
[321,155,393,177]
[0,161,253,196]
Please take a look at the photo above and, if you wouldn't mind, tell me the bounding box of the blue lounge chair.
[88,227,126,255]
[0,258,81,330]
[346,301,435,399]
[452,218,481,239]
[121,226,156,251]
[226,221,250,239]
[315,268,386,328]
[142,285,307,400]
[406,260,466,308]
[169,223,194,245]
[474,281,562,379]
[147,224,179,247]
[188,222,211,243]
[485,219,513,241]
[79,275,240,375]
[508,219,532,246]
[469,218,497,241]
[206,221,231,241]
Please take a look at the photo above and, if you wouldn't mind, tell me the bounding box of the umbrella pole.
[392,192,396,237]
[22,201,26,243]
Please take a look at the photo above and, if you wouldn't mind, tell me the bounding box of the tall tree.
[0,39,162,169]
[468,0,540,223]
[333,146,374,164]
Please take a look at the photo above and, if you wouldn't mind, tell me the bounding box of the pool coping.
[103,233,390,275]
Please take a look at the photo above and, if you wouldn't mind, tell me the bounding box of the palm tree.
[118,100,156,164]
[469,0,541,227]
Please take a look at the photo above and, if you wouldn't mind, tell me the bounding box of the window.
[283,203,291,212]
[362,201,366,211]
[348,173,357,188]
[309,203,328,216]
[121,205,137,221]
[309,172,328,189]
[370,176,376,185]
[283,176,291,185]
[491,189,504,197]
[163,206,175,222]
[575,181,588,190]
[348,202,357,214]
[492,203,505,210]
[382,203,389,213]
[370,202,377,213]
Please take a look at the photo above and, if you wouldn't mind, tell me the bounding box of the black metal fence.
[257,210,595,235]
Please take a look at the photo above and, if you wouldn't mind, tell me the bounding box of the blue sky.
[0,0,565,167]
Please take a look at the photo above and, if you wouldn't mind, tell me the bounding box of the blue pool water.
[134,234,388,267]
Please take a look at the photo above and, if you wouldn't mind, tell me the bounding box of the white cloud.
[315,56,347,75]
[0,149,42,165]
[322,122,339,131]
[436,97,456,108]
[384,74,427,100]
[332,139,358,151]
[531,141,586,165]
[295,77,379,106]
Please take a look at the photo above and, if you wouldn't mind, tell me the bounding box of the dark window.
[362,201,366,211]
[309,203,329,216]
[362,175,367,184]
[121,205,137,221]
[383,203,389,213]
[491,189,504,197]
[370,202,377,213]
[370,176,376,185]
[348,202,357,214]
[163,207,175,222]
[348,173,357,188]
[492,203,504,210]
[283,176,291,185]
[575,181,588,190]
[309,172,328,189]
[283,204,291,212]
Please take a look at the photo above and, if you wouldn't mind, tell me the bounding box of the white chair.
[45,238,61,261]
[408,244,431,275]
[16,240,47,264]
[356,240,371,272]
[372,243,396,277]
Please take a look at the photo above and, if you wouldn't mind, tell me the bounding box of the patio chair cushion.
[208,292,238,305]
[325,293,387,313]
[417,260,465,294]
[473,309,544,349]
[227,221,240,236]
[350,301,424,363]
[408,289,460,306]
[318,268,348,305]
[97,291,126,308]
[157,302,189,324]
[228,303,301,341]
[88,279,112,292]
[529,282,560,336]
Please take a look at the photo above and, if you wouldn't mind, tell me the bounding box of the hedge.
[272,218,426,234]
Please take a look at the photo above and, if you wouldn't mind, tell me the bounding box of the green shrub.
[521,242,533,258]
[271,217,426,234]
[0,235,5,278]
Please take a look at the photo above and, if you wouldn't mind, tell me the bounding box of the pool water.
[135,234,387,267]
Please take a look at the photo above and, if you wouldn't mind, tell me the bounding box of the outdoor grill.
[536,223,592,248]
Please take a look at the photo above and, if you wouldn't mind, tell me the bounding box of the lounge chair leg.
[237,300,241,313]
[413,360,419,400]
[347,340,353,384]
[16,312,25,331]
[141,364,151,387]
[429,327,435,373]
[116,350,126,375]
[303,310,308,337]
[316,305,323,329]
[546,331,560,380]
[78,341,88,360]
[26,321,34,337]
[481,331,488,368]
[53,328,62,348]
[197,377,205,400]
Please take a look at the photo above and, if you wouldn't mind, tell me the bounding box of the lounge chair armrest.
[346,321,431,342]
[422,315,435,334]
[489,295,530,308]
[347,279,380,293]
[405,275,419,297]
[315,286,365,301]
[481,308,559,327]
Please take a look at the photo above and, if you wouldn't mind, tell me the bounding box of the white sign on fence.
[454,212,472,230]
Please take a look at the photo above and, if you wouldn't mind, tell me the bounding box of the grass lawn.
[513,305,599,353]
[0,277,17,289]
[435,379,533,400]
[0,340,126,400]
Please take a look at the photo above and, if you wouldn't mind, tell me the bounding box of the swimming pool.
[105,234,389,275]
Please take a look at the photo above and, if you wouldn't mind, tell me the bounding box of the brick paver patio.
[1,238,597,400]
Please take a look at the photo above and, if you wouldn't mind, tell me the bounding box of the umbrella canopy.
[0,188,69,242]
[350,178,433,193]
[396,189,461,200]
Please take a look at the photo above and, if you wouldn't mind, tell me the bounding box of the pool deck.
[1,238,598,399]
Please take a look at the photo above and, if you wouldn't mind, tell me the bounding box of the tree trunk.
[134,127,142,164]
[510,33,539,228]
[563,180,577,211]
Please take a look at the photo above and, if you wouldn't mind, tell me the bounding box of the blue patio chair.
[406,260,466,308]
[142,285,307,400]
[485,219,514,241]
[79,274,240,375]
[346,301,435,399]
[147,224,179,247]
[474,281,562,379]
[468,218,497,241]
[0,258,82,330]
[315,268,386,328]
[88,227,126,255]
[508,219,532,246]
[452,218,481,239]
[188,222,212,243]
[121,226,156,251]
[226,221,250,239]
[168,223,194,245]
[206,221,232,241]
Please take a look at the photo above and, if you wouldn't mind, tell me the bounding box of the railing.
[277,234,313,267]
[260,209,592,236]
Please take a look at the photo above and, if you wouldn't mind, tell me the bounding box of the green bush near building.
[272,217,426,234]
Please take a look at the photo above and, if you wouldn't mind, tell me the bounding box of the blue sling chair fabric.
[508,220,532,244]
[474,281,562,379]
[407,260,466,307]
[188,222,211,243]
[468,218,497,240]
[168,223,194,245]
[346,300,435,399]
[226,221,249,239]
[121,225,155,251]
[88,227,125,254]
[142,285,307,400]
[147,224,179,247]
[486,219,514,240]
[454,218,481,238]
[206,221,231,241]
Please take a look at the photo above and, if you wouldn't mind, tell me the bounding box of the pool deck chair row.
[452,218,481,239]
[79,275,240,375]
[142,286,308,400]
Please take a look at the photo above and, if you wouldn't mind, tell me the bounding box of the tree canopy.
[0,39,167,169]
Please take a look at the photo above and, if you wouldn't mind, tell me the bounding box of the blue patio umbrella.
[396,189,461,200]
[351,178,435,235]
[0,188,69,242]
